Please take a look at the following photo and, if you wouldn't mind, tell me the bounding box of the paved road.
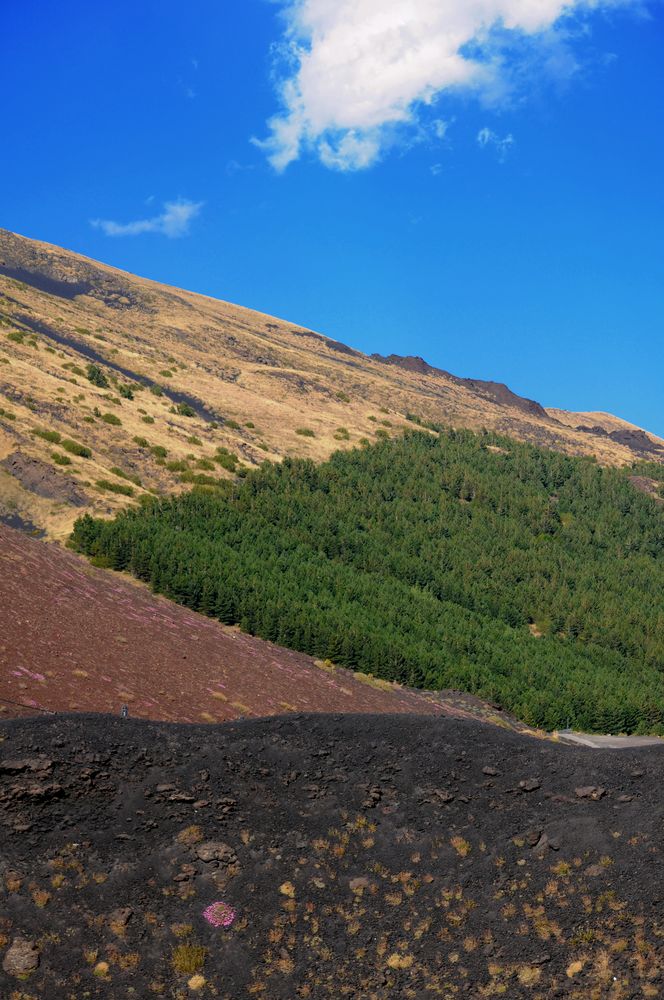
[559,731,664,750]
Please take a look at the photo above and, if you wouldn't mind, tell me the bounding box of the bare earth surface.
[1,712,664,999]
[2,523,497,726]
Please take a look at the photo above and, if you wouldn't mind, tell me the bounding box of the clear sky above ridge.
[3,0,663,435]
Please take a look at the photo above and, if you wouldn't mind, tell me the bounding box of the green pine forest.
[71,429,664,733]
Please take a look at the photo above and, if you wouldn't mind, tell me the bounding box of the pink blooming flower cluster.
[202,901,236,928]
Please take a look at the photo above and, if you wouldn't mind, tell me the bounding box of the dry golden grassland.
[0,228,658,539]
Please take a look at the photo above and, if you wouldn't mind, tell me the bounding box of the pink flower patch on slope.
[202,901,236,928]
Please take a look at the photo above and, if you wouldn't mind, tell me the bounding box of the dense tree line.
[71,429,664,733]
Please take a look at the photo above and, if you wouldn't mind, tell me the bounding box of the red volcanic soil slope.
[1,525,455,723]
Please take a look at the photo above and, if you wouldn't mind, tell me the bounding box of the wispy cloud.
[257,0,642,172]
[477,126,514,161]
[91,199,203,238]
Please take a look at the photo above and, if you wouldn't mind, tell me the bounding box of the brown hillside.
[0,523,529,730]
[1,228,662,539]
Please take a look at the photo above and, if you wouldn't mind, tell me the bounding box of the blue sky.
[2,0,663,435]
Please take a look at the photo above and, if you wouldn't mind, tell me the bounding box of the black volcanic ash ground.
[1,713,664,998]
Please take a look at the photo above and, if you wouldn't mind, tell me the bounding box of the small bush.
[133,436,150,448]
[101,412,122,426]
[244,422,255,429]
[295,427,315,438]
[86,363,109,388]
[187,435,202,446]
[171,944,207,975]
[149,384,163,397]
[0,407,16,421]
[150,445,168,459]
[62,439,92,458]
[224,418,241,430]
[174,402,195,418]
[33,428,61,444]
[141,415,155,424]
[110,466,142,486]
[214,448,239,472]
[334,427,350,441]
[7,331,25,344]
[52,452,72,466]
[335,391,351,403]
[196,458,215,471]
[166,460,190,473]
[179,472,222,486]
[118,382,134,400]
[96,479,135,497]
[159,369,173,378]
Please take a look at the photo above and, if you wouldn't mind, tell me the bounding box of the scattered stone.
[482,766,499,776]
[108,906,133,929]
[349,876,373,893]
[575,786,606,800]
[2,937,40,977]
[519,778,541,793]
[0,757,53,774]
[195,841,237,865]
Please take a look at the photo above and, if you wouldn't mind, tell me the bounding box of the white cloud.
[477,126,515,160]
[432,118,453,140]
[259,0,640,171]
[91,199,203,238]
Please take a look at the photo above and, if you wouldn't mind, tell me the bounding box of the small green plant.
[196,458,215,471]
[159,369,173,378]
[171,944,207,975]
[214,448,239,472]
[62,439,92,458]
[335,391,351,403]
[86,363,109,388]
[52,452,72,466]
[224,418,241,430]
[174,402,195,417]
[110,466,142,486]
[334,427,350,441]
[101,412,122,426]
[133,436,150,448]
[166,460,190,473]
[33,428,62,444]
[7,331,25,344]
[244,422,255,429]
[150,445,168,459]
[180,471,222,486]
[118,382,135,400]
[96,479,135,497]
[187,435,203,446]
[149,384,163,397]
[141,415,155,424]
[295,427,315,438]
[0,407,16,421]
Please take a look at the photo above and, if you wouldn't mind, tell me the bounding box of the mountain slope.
[0,522,481,725]
[1,228,661,539]
[71,428,664,734]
